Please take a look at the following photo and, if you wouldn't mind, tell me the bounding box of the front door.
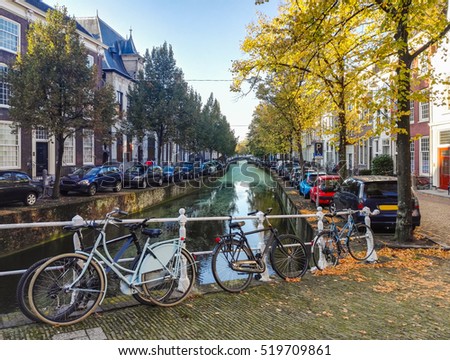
[36,142,48,177]
[439,147,450,190]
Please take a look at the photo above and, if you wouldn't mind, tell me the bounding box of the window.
[0,122,20,168]
[410,142,415,173]
[420,137,430,175]
[409,100,414,123]
[35,127,48,140]
[382,139,390,155]
[87,55,94,68]
[358,140,368,165]
[83,130,95,164]
[0,18,19,53]
[63,132,75,165]
[419,101,429,122]
[0,64,10,107]
[117,91,123,113]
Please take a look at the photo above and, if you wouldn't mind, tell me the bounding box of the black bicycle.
[211,208,309,293]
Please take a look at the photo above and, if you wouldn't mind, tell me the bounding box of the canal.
[0,161,293,314]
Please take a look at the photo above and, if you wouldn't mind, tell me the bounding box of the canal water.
[0,161,292,314]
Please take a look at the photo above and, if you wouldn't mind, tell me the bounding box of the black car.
[330,175,421,230]
[123,163,163,188]
[60,165,123,196]
[0,170,43,206]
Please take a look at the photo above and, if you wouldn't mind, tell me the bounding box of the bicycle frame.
[66,212,186,301]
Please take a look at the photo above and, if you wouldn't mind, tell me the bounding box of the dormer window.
[87,55,94,68]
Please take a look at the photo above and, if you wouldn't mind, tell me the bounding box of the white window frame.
[63,131,76,166]
[83,130,95,164]
[0,63,10,108]
[382,139,390,155]
[409,100,414,123]
[0,121,20,169]
[419,137,430,176]
[410,142,415,174]
[419,101,429,122]
[0,17,19,54]
[87,54,94,68]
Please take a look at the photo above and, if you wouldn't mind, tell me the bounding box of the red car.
[309,175,341,206]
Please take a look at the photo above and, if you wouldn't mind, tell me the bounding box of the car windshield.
[125,166,143,174]
[364,182,398,198]
[85,168,100,176]
[320,179,339,191]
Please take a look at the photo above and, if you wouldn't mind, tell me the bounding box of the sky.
[56,0,283,141]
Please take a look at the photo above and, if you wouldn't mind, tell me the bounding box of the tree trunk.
[51,133,65,200]
[394,17,414,242]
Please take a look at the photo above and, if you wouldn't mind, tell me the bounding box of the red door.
[439,148,450,190]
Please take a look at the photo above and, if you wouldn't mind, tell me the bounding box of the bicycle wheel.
[211,239,253,293]
[131,255,157,306]
[311,231,339,270]
[16,258,50,322]
[270,234,309,279]
[347,224,375,261]
[28,253,105,326]
[141,248,196,307]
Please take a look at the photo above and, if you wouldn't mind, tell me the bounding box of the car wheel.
[88,184,97,196]
[113,181,122,192]
[329,202,337,213]
[60,190,69,196]
[24,192,37,206]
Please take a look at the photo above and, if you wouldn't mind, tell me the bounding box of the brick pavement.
[415,190,450,248]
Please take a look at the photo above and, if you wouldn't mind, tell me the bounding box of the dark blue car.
[60,165,123,196]
[330,175,421,231]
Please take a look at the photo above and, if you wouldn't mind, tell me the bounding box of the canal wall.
[0,178,221,257]
[274,178,315,244]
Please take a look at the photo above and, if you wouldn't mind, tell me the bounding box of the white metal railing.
[0,207,379,277]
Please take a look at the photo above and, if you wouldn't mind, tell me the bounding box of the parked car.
[281,162,299,180]
[174,162,196,179]
[60,165,123,196]
[144,165,164,186]
[289,166,302,187]
[298,170,327,198]
[124,163,163,188]
[63,165,95,178]
[330,175,421,230]
[0,170,43,206]
[162,164,185,182]
[309,175,341,206]
[123,163,146,188]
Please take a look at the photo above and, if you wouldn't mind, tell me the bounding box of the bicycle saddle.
[230,221,245,229]
[142,228,162,238]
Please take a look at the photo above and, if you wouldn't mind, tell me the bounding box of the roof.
[25,1,94,38]
[77,16,140,80]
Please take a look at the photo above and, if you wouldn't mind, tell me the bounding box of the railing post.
[362,207,378,263]
[257,210,271,282]
[71,215,84,251]
[314,206,329,271]
[178,208,189,291]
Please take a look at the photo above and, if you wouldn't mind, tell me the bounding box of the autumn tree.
[235,1,376,178]
[369,0,450,242]
[8,6,116,199]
